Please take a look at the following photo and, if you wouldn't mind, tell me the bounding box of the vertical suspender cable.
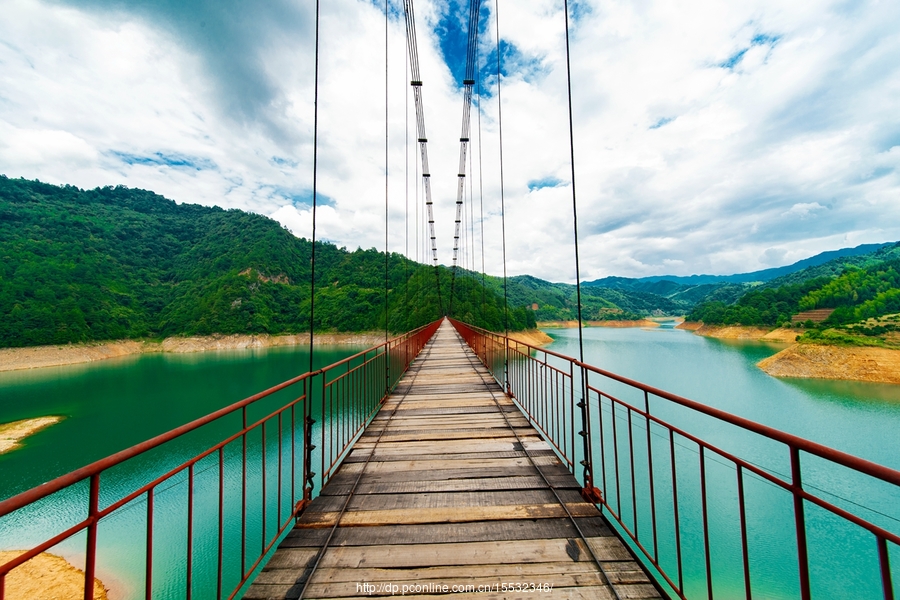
[405,25,410,330]
[303,0,321,504]
[477,45,486,324]
[449,0,482,317]
[562,0,601,503]
[494,0,510,391]
[384,0,390,394]
[415,102,420,324]
[470,139,475,273]
[404,0,443,315]
[563,0,584,369]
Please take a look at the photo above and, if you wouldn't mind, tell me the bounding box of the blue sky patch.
[720,31,781,70]
[528,176,564,191]
[270,156,298,168]
[568,0,592,23]
[650,116,674,130]
[435,0,471,86]
[277,187,336,208]
[112,151,216,171]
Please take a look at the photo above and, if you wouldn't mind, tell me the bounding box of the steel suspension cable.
[403,0,443,314]
[476,44,486,323]
[303,0,321,504]
[405,23,410,331]
[561,0,597,496]
[494,0,510,389]
[562,0,585,366]
[448,0,483,316]
[384,0,390,393]
[469,137,476,273]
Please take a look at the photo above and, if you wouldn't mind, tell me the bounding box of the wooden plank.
[350,439,548,455]
[354,442,548,456]
[282,518,612,547]
[324,465,569,485]
[354,433,533,445]
[246,321,657,600]
[316,538,595,569]
[331,588,615,600]
[297,503,601,528]
[303,489,589,515]
[320,475,579,495]
[305,561,602,583]
[585,536,639,561]
[340,449,559,464]
[303,571,609,598]
[335,457,546,473]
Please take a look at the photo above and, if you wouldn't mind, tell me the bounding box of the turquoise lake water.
[1,326,898,598]
[544,324,900,599]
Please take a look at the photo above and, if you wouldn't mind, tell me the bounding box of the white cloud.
[1,0,898,282]
[783,202,826,218]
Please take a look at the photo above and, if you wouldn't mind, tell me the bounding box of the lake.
[0,344,364,599]
[1,326,899,598]
[544,323,900,599]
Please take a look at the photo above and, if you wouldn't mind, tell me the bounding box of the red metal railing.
[450,318,899,600]
[0,319,440,600]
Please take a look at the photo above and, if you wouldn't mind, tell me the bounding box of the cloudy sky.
[2,0,898,282]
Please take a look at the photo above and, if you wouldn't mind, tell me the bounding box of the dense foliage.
[0,177,532,348]
[687,279,831,326]
[688,248,900,328]
[804,261,900,326]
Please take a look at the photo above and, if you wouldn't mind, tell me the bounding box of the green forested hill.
[0,176,532,348]
[686,243,900,343]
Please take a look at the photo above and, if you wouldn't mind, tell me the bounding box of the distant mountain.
[688,244,900,331]
[585,242,894,288]
[760,242,900,289]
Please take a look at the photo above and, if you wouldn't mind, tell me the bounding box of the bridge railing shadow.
[0,319,441,600]
[449,318,900,600]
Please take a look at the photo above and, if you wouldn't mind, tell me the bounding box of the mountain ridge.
[584,242,894,287]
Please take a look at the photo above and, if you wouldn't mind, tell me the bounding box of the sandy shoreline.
[0,416,63,454]
[507,329,554,346]
[0,551,108,600]
[757,344,900,384]
[0,332,387,373]
[680,321,900,384]
[677,322,800,343]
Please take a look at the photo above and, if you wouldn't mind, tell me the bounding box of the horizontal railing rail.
[450,318,899,600]
[0,319,441,600]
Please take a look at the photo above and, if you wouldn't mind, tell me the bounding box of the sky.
[1,0,899,282]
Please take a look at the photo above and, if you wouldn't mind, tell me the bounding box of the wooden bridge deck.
[245,320,660,599]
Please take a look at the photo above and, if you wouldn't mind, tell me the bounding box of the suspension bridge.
[2,0,899,598]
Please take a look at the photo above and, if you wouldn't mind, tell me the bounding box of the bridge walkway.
[245,320,660,599]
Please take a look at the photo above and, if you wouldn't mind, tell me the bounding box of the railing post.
[579,364,602,504]
[504,334,511,395]
[83,473,100,600]
[301,378,315,508]
[384,341,392,400]
[791,446,812,600]
[878,536,895,600]
[146,488,154,600]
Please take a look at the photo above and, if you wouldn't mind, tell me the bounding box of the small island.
[0,416,63,454]
[0,551,108,600]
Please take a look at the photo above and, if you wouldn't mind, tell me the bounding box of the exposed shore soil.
[0,551,108,600]
[758,344,900,384]
[680,321,900,384]
[0,416,63,454]
[538,319,661,329]
[0,333,386,373]
[507,329,554,346]
[678,322,799,343]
